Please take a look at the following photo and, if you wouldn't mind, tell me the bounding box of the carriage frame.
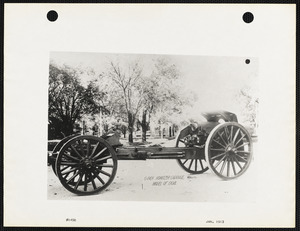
[48,111,253,195]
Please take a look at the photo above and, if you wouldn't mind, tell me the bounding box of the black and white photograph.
[47,52,259,201]
[4,4,295,227]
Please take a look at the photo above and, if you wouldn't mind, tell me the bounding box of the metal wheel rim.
[51,134,80,176]
[55,135,118,195]
[176,131,209,174]
[205,122,253,180]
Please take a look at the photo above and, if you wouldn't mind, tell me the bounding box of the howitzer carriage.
[49,111,253,195]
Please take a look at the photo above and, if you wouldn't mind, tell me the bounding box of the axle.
[115,146,205,160]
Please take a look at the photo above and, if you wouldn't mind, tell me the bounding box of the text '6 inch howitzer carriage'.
[48,111,253,195]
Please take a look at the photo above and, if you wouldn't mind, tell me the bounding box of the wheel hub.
[225,143,237,155]
[81,158,93,169]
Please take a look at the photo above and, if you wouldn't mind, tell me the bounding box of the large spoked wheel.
[55,135,118,195]
[176,128,209,174]
[205,122,253,180]
[51,134,80,175]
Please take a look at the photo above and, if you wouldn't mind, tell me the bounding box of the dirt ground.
[47,138,257,202]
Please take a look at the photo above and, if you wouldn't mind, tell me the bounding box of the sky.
[50,52,259,122]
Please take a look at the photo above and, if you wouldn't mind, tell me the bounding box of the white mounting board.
[3,4,296,227]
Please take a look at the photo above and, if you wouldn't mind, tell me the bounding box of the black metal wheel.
[55,135,118,195]
[176,126,209,174]
[51,134,80,175]
[205,122,253,180]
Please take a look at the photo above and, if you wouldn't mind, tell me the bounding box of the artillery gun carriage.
[48,111,253,195]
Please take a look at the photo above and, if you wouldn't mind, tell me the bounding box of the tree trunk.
[128,132,133,143]
[122,129,126,138]
[62,117,74,137]
[128,111,135,143]
[141,110,148,142]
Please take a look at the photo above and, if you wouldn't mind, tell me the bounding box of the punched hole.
[245,59,250,64]
[243,12,254,23]
[47,10,58,22]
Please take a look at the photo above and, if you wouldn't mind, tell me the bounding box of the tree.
[103,57,195,143]
[137,58,191,141]
[48,63,104,139]
[236,86,259,134]
[107,60,144,143]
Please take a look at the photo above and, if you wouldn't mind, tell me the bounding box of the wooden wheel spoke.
[236,150,250,154]
[61,167,78,175]
[96,175,105,185]
[231,159,237,175]
[60,166,69,172]
[74,174,84,189]
[226,159,230,177]
[90,142,100,158]
[210,148,226,152]
[93,147,108,160]
[219,157,227,175]
[90,172,97,190]
[234,133,246,146]
[232,128,241,144]
[235,153,248,162]
[235,142,249,150]
[211,152,227,160]
[217,131,228,146]
[98,169,111,177]
[95,155,112,163]
[188,159,194,170]
[67,170,80,181]
[63,153,80,162]
[96,164,114,168]
[224,126,230,141]
[177,158,208,174]
[232,155,243,170]
[78,140,85,156]
[84,140,90,157]
[60,162,78,166]
[84,174,88,192]
[181,159,188,165]
[70,145,84,159]
[212,139,226,148]
[213,155,227,168]
[230,126,234,142]
[91,170,105,185]
[66,171,80,184]
[199,159,204,170]
[63,172,71,179]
